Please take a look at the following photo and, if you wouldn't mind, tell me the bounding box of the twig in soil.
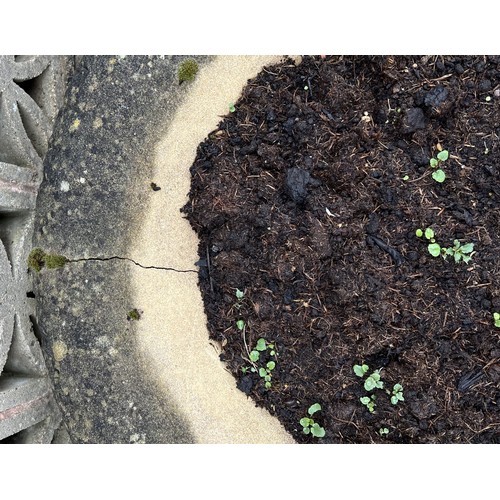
[366,234,404,266]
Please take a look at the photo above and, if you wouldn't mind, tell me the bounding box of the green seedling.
[259,360,276,389]
[299,403,326,438]
[443,240,474,263]
[417,229,474,263]
[248,337,269,362]
[429,149,449,183]
[493,312,500,328]
[360,394,377,413]
[247,338,276,389]
[178,59,199,83]
[390,383,404,405]
[379,427,389,436]
[229,103,236,113]
[353,364,369,377]
[236,319,245,331]
[234,288,245,311]
[402,175,410,181]
[353,364,384,391]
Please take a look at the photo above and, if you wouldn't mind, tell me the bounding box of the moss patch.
[178,59,199,84]
[28,248,46,273]
[127,308,141,321]
[28,248,68,272]
[44,253,68,269]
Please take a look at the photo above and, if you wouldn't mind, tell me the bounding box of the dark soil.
[183,56,500,443]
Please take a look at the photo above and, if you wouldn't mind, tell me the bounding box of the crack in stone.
[68,256,197,273]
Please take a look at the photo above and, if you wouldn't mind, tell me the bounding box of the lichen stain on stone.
[93,116,103,129]
[53,340,68,362]
[69,118,81,132]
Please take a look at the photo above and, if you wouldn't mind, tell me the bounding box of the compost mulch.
[183,56,500,443]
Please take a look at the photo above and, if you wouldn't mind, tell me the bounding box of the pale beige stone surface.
[130,56,295,443]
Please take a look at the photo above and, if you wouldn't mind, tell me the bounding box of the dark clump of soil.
[183,56,500,443]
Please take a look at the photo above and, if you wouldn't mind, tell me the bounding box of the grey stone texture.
[32,56,211,443]
[0,56,69,443]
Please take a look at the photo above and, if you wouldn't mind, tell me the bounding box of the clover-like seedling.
[494,312,500,328]
[259,361,276,389]
[443,240,474,263]
[379,427,389,437]
[364,369,384,391]
[300,403,326,438]
[354,364,383,391]
[353,364,369,377]
[248,338,276,388]
[418,228,474,263]
[391,383,404,405]
[360,394,376,413]
[429,149,449,183]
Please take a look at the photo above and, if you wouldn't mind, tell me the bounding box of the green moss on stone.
[127,308,141,321]
[178,59,199,83]
[28,248,46,273]
[43,253,68,269]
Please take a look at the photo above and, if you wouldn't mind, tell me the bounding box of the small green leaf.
[236,320,245,331]
[454,252,461,263]
[270,350,276,356]
[308,403,322,416]
[415,229,423,238]
[249,350,260,362]
[424,228,434,240]
[360,397,371,405]
[235,288,244,300]
[437,150,449,161]
[259,368,267,378]
[264,375,271,382]
[256,338,267,351]
[311,423,326,438]
[493,312,500,321]
[300,417,311,428]
[303,427,311,435]
[432,169,446,183]
[353,364,369,377]
[265,381,272,389]
[229,103,236,113]
[393,383,403,392]
[364,377,376,391]
[430,158,439,168]
[460,243,474,253]
[391,395,398,405]
[403,175,409,181]
[266,361,276,371]
[428,243,441,257]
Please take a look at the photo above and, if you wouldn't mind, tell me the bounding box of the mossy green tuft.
[127,308,141,321]
[28,248,68,271]
[28,248,46,273]
[178,59,199,83]
[44,253,68,269]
